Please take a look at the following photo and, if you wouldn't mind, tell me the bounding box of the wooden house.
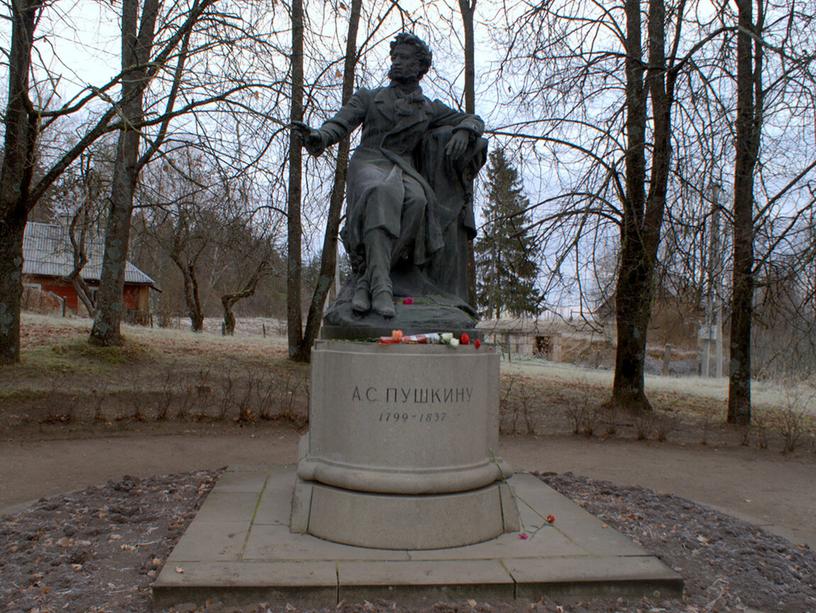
[22,222,156,324]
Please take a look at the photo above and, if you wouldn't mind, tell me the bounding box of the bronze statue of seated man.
[293,32,485,320]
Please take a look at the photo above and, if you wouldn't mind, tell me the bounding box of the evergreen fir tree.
[475,149,541,319]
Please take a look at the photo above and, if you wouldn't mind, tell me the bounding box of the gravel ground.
[0,471,219,612]
[539,472,816,612]
[1,471,814,612]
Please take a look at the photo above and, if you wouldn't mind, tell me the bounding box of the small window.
[534,335,551,358]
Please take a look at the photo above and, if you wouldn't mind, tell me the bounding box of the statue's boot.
[372,290,395,318]
[352,278,371,313]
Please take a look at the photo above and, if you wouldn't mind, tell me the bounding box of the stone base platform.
[152,466,683,609]
[291,478,519,549]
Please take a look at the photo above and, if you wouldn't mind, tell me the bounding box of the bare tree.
[0,0,132,362]
[726,0,816,422]
[609,0,692,410]
[490,0,707,411]
[457,0,479,306]
[727,0,763,424]
[0,0,283,362]
[135,147,286,332]
[170,205,210,332]
[286,0,415,361]
[0,0,48,363]
[633,0,816,415]
[217,177,280,336]
[63,154,107,317]
[221,260,272,335]
[138,148,217,332]
[292,0,363,362]
[286,0,306,357]
[91,0,212,345]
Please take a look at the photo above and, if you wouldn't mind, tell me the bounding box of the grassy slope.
[504,358,816,417]
[2,314,813,451]
[9,313,295,387]
[1,314,307,430]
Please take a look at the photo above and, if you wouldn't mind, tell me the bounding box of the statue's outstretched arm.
[318,89,369,146]
[290,89,370,157]
[291,121,325,156]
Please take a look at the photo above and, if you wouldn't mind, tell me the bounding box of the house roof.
[22,221,156,286]
[477,314,595,334]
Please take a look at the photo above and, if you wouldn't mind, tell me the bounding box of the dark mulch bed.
[1,471,814,612]
[538,472,816,612]
[0,471,220,612]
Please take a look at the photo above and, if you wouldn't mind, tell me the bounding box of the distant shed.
[477,317,581,359]
[22,221,157,324]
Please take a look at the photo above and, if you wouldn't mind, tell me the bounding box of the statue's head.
[388,33,432,83]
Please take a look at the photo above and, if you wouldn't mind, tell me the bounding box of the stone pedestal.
[291,340,518,549]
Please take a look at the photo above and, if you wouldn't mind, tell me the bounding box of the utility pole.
[712,192,723,378]
[702,181,723,377]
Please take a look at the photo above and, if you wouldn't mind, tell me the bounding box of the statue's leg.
[365,228,396,318]
[351,276,371,313]
[391,176,426,263]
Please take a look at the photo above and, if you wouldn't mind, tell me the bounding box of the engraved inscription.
[379,411,447,423]
[351,386,472,404]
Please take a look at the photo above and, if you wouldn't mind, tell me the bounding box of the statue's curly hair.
[390,33,433,78]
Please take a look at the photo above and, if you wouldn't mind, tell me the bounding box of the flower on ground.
[518,533,529,540]
[460,332,470,345]
[546,514,556,524]
[474,339,481,349]
[402,297,414,305]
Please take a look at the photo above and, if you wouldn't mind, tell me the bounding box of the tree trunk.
[221,261,269,336]
[223,308,236,336]
[458,0,476,115]
[458,0,478,307]
[728,0,761,425]
[66,202,96,317]
[183,263,205,332]
[91,129,139,344]
[293,0,362,362]
[71,277,96,317]
[612,253,652,409]
[644,0,672,257]
[0,221,26,364]
[286,0,305,358]
[90,0,160,346]
[0,0,41,364]
[167,244,205,333]
[611,0,650,411]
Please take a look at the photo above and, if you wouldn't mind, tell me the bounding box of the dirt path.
[501,436,816,549]
[2,426,814,549]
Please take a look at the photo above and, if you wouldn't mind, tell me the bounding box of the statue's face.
[388,43,422,83]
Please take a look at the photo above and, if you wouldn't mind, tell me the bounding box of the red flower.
[402,297,414,305]
[460,332,470,345]
[518,533,529,540]
[474,339,481,349]
[546,514,556,524]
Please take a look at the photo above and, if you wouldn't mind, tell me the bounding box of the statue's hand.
[290,121,324,156]
[444,129,471,160]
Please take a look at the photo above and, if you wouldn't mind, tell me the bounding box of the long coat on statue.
[316,83,486,303]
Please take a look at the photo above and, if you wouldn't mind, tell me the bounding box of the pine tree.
[475,149,541,319]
